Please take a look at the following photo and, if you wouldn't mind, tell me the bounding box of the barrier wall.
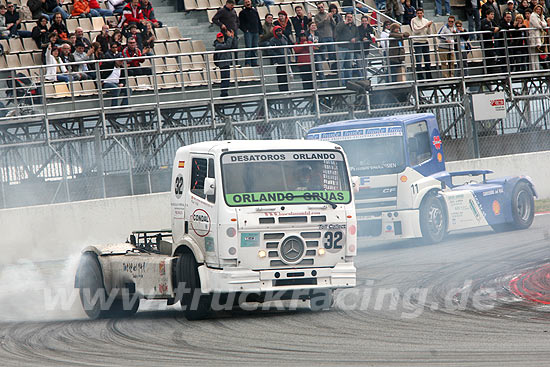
[0,192,170,265]
[0,150,547,265]
[446,150,550,200]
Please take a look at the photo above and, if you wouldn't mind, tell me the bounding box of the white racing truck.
[75,140,357,320]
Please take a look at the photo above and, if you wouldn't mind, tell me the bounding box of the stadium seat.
[67,18,79,33]
[155,27,169,41]
[208,68,220,84]
[0,39,9,54]
[6,54,21,68]
[81,80,98,96]
[8,39,24,53]
[155,74,167,89]
[179,40,193,53]
[92,17,105,31]
[162,73,179,89]
[184,0,198,10]
[240,66,260,82]
[207,9,217,22]
[180,55,193,71]
[209,0,223,8]
[167,27,184,41]
[196,0,209,10]
[23,38,40,52]
[136,75,154,90]
[155,42,168,55]
[79,17,94,32]
[164,57,180,72]
[152,58,167,73]
[0,56,7,69]
[104,15,118,26]
[187,70,206,86]
[166,41,180,55]
[257,6,268,19]
[54,83,72,98]
[190,54,206,70]
[32,52,42,66]
[19,54,34,67]
[191,40,206,52]
[280,4,295,16]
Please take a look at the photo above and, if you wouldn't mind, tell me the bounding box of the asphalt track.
[1,215,550,366]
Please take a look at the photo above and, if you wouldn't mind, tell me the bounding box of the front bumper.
[357,209,422,239]
[198,262,356,294]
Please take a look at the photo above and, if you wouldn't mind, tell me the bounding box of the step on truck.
[306,113,536,243]
[75,140,357,320]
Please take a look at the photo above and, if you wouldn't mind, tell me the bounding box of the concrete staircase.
[153,0,220,50]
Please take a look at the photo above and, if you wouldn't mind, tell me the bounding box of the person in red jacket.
[72,0,92,17]
[121,36,151,75]
[88,0,113,16]
[140,0,161,28]
[293,31,314,90]
[120,0,147,30]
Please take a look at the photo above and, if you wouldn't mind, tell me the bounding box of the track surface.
[2,216,550,366]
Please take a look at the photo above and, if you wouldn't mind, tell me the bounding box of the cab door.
[187,154,219,267]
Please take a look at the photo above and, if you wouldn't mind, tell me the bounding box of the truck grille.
[263,232,317,268]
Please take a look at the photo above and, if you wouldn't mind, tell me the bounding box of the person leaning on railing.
[437,15,456,78]
[410,8,433,80]
[510,13,528,71]
[259,13,274,46]
[480,9,500,73]
[529,4,548,70]
[239,0,261,67]
[334,12,358,86]
[268,25,291,92]
[455,20,471,75]
[293,31,314,90]
[101,55,130,107]
[388,22,409,82]
[213,30,234,97]
[306,22,327,87]
[357,15,374,75]
[314,2,336,62]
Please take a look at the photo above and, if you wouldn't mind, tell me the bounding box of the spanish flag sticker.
[178,161,185,168]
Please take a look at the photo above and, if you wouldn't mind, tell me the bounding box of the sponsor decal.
[222,151,343,164]
[307,126,403,141]
[469,199,481,221]
[385,224,393,232]
[158,283,168,294]
[159,261,165,276]
[174,174,184,199]
[400,175,408,183]
[178,161,185,168]
[490,98,505,107]
[360,176,371,187]
[318,224,346,230]
[190,209,211,237]
[122,262,146,279]
[432,136,442,150]
[226,190,351,206]
[205,237,215,252]
[437,152,443,162]
[492,200,501,216]
[482,188,504,196]
[263,211,321,217]
[241,232,260,247]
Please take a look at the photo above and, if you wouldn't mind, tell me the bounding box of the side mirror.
[204,177,216,196]
[351,176,360,193]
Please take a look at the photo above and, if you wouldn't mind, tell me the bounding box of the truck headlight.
[318,248,326,256]
[258,250,267,258]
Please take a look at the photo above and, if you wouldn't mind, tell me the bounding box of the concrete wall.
[447,150,550,200]
[0,192,170,265]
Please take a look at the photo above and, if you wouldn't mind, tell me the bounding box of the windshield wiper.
[292,193,338,209]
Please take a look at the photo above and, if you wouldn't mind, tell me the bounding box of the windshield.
[221,150,351,206]
[309,126,406,176]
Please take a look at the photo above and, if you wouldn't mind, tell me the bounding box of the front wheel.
[419,194,448,244]
[176,252,212,320]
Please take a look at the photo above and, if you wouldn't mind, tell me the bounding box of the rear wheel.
[76,252,139,319]
[419,194,447,244]
[176,252,212,320]
[491,182,534,232]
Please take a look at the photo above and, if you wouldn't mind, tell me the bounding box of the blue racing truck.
[306,113,536,243]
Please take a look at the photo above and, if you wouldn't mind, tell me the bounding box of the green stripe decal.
[226,191,351,206]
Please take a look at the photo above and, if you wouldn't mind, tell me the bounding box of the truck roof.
[181,139,343,155]
[307,113,435,133]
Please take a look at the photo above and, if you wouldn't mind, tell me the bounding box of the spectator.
[357,15,374,73]
[112,29,123,46]
[437,15,456,78]
[403,0,416,25]
[72,0,92,18]
[482,0,501,23]
[259,13,274,46]
[5,3,32,38]
[517,0,532,15]
[96,25,111,54]
[523,8,531,26]
[306,22,327,86]
[121,0,147,30]
[44,0,69,20]
[274,10,293,41]
[0,6,11,39]
[27,0,49,20]
[529,4,547,69]
[435,0,450,16]
[454,20,470,74]
[45,44,73,81]
[410,8,433,80]
[122,36,151,75]
[142,21,155,54]
[388,22,409,82]
[75,27,92,50]
[72,40,95,79]
[239,0,261,67]
[314,2,335,60]
[465,0,481,35]
[499,11,514,59]
[511,13,528,71]
[379,20,392,52]
[481,9,500,73]
[334,13,357,86]
[67,32,76,51]
[89,0,113,16]
[58,42,75,70]
[104,41,120,58]
[505,0,518,19]
[290,5,311,37]
[49,12,68,40]
[212,0,239,51]
[141,0,161,28]
[124,23,144,49]
[328,4,343,26]
[107,0,125,15]
[386,0,404,21]
[101,57,130,107]
[213,30,234,97]
[31,15,49,49]
[294,32,314,90]
[268,25,291,92]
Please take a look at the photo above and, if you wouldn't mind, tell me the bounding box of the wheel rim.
[427,202,444,235]
[516,190,532,222]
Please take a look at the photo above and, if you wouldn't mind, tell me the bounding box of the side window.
[190,157,216,203]
[191,158,208,198]
[406,121,432,166]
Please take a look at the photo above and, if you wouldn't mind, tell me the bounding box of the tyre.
[309,289,333,311]
[509,182,535,230]
[76,252,139,319]
[419,194,447,244]
[176,252,211,320]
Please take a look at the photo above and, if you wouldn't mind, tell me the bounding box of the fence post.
[465,93,480,158]
[113,137,134,196]
[94,129,107,198]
